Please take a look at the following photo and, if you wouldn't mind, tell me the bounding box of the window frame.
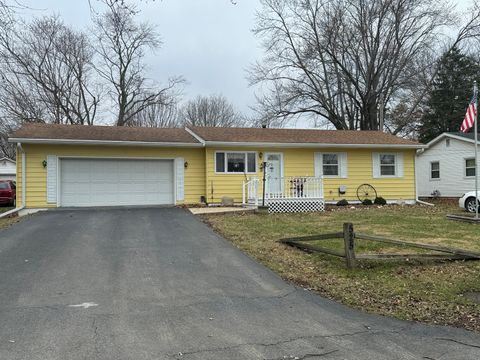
[214,151,258,174]
[465,158,476,178]
[378,153,397,177]
[322,153,340,177]
[430,161,440,180]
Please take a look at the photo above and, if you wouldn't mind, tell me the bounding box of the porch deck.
[243,176,325,213]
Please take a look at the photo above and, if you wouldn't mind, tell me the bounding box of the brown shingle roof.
[10,123,422,147]
[10,124,200,144]
[190,127,421,146]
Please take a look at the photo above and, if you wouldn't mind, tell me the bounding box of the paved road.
[0,208,479,360]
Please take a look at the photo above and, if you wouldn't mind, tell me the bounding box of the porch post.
[242,180,245,206]
[262,161,267,207]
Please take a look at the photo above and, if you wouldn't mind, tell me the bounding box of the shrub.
[362,199,373,206]
[336,199,349,206]
[374,197,387,205]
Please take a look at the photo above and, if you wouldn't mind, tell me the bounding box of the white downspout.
[414,151,434,206]
[0,143,26,219]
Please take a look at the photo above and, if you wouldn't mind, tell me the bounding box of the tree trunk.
[362,100,378,130]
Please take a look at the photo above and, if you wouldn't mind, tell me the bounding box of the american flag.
[460,95,477,133]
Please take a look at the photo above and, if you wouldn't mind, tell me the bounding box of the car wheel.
[465,197,479,213]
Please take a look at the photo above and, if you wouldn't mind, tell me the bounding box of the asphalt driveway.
[0,208,479,360]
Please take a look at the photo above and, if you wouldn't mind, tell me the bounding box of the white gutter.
[8,138,204,148]
[203,141,425,149]
[9,132,425,150]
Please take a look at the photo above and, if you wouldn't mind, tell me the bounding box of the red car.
[0,180,16,207]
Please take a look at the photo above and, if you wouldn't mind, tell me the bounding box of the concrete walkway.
[188,206,254,215]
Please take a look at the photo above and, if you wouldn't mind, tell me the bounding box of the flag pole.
[475,80,479,219]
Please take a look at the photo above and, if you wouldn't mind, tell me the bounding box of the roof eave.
[0,157,16,164]
[424,132,480,149]
[8,138,204,148]
[203,141,424,149]
[7,137,425,149]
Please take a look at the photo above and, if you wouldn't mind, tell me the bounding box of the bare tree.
[0,120,15,159]
[250,0,480,132]
[93,0,183,126]
[181,95,245,127]
[0,16,100,125]
[128,95,180,128]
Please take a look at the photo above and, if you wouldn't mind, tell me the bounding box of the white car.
[459,191,479,213]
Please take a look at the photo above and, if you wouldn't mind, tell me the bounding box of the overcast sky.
[20,0,262,122]
[19,0,471,128]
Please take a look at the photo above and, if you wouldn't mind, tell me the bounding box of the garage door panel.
[60,159,174,207]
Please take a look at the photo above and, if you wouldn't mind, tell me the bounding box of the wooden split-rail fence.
[279,223,480,269]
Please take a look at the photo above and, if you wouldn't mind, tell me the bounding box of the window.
[466,158,476,177]
[380,154,396,176]
[227,153,245,172]
[322,154,339,176]
[430,162,440,179]
[0,183,8,190]
[315,152,347,178]
[446,139,451,147]
[215,152,256,173]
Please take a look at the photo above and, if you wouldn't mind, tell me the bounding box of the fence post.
[343,223,356,269]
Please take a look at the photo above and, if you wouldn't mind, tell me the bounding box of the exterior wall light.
[184,161,189,169]
[42,160,47,168]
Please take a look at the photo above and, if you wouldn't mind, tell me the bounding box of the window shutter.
[314,153,323,177]
[47,155,57,204]
[340,152,348,178]
[372,153,380,178]
[396,152,404,178]
[175,158,185,202]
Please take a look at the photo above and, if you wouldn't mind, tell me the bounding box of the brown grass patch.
[201,204,480,331]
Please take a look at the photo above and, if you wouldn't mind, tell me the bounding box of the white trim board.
[10,134,425,150]
[204,141,424,149]
[9,138,203,148]
[421,132,480,150]
[0,157,16,164]
[184,127,206,145]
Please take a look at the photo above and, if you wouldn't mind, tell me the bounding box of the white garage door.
[60,159,174,207]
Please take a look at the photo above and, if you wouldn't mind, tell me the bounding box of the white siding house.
[417,133,479,198]
[0,157,16,181]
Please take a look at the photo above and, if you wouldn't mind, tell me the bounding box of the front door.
[265,153,283,196]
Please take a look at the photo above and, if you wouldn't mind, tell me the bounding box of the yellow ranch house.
[9,124,424,212]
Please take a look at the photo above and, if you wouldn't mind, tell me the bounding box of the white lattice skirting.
[267,198,325,213]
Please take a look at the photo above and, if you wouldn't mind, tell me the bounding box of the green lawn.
[201,203,480,332]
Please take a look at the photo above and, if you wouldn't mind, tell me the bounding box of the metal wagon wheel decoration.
[356,183,377,202]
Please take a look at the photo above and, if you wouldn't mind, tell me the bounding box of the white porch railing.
[243,177,260,206]
[242,176,324,206]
